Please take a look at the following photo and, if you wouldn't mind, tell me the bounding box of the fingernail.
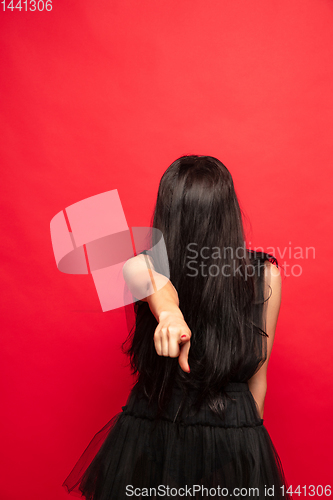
[181,335,187,339]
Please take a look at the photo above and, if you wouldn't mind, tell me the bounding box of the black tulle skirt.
[62,382,290,499]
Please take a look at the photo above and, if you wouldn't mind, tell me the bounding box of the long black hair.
[122,155,278,418]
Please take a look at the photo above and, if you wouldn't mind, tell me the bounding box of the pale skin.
[122,255,281,419]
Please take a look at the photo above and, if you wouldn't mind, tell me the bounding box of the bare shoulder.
[122,253,155,274]
[122,254,156,302]
[264,260,281,283]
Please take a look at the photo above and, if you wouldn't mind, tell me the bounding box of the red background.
[1,1,332,499]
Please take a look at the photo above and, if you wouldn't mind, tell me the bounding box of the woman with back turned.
[62,155,291,499]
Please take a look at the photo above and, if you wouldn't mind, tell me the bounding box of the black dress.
[62,253,291,500]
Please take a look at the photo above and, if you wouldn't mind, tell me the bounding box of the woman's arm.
[247,261,282,418]
[122,255,191,373]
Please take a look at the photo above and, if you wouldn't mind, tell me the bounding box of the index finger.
[178,340,191,373]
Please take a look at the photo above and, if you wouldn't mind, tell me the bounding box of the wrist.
[158,309,184,322]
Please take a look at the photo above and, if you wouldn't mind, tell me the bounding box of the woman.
[62,155,290,499]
